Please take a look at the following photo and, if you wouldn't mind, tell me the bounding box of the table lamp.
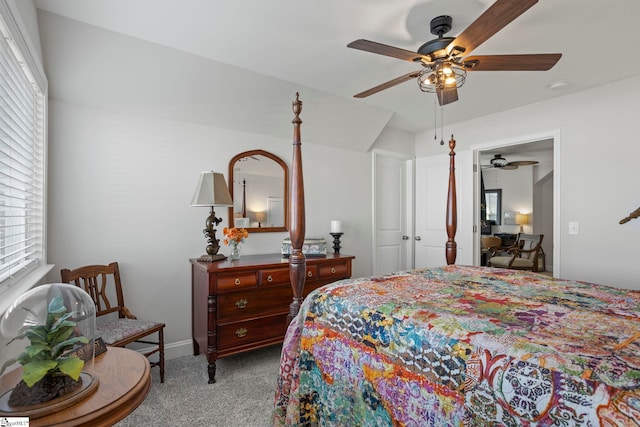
[191,171,234,261]
[254,211,267,228]
[515,213,529,233]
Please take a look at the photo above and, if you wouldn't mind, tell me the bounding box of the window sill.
[0,264,54,316]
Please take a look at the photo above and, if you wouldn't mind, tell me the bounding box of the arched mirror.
[228,150,289,233]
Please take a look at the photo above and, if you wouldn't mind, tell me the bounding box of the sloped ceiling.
[36,12,392,152]
[35,0,640,152]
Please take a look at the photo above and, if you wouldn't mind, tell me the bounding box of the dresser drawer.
[259,265,318,286]
[218,313,288,349]
[318,261,349,279]
[216,271,257,291]
[217,286,290,322]
[258,267,289,286]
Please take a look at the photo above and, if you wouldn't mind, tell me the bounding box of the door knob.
[414,236,422,241]
[402,235,409,240]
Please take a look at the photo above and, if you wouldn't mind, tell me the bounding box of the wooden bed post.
[446,135,457,265]
[288,93,306,323]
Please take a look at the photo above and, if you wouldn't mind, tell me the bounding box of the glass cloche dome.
[0,283,97,411]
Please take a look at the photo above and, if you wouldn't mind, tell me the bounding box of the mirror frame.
[228,149,289,233]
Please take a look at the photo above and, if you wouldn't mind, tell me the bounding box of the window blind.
[0,12,45,290]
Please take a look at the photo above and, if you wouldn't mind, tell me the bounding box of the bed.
[275,94,640,426]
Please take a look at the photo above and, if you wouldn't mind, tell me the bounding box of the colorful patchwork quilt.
[273,265,640,426]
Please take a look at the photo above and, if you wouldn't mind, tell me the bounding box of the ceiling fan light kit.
[490,154,508,167]
[417,62,467,93]
[347,0,562,106]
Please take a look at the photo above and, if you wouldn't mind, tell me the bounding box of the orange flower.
[223,227,249,245]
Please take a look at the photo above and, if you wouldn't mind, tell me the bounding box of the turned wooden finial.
[292,92,303,147]
[620,206,640,224]
[292,92,302,123]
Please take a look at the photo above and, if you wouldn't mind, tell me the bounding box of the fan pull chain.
[440,106,445,146]
[433,97,437,142]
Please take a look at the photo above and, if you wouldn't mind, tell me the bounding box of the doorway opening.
[473,131,560,276]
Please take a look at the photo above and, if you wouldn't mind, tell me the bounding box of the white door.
[415,150,472,268]
[266,196,284,227]
[373,151,413,275]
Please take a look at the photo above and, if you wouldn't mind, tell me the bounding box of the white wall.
[8,0,42,63]
[46,101,376,357]
[482,167,533,235]
[371,126,414,155]
[416,75,640,290]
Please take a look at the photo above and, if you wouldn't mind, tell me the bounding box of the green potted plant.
[2,295,88,407]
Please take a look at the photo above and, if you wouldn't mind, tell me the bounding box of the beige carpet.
[115,344,282,427]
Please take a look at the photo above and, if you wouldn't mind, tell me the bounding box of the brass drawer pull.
[330,267,336,274]
[235,299,248,309]
[267,275,273,283]
[234,278,241,285]
[235,327,248,338]
[307,271,313,278]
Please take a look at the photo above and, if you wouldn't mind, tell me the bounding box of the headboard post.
[446,135,457,265]
[288,93,306,323]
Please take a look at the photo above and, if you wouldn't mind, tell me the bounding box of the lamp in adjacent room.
[515,213,529,233]
[191,171,234,261]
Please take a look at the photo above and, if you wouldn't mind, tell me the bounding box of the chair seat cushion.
[489,256,534,269]
[96,318,162,345]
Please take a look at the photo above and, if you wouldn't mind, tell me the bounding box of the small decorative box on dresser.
[190,253,354,383]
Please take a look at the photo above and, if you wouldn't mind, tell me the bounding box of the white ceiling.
[35,0,640,152]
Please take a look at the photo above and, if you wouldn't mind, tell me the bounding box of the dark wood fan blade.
[347,39,423,63]
[354,71,421,98]
[447,0,538,57]
[464,54,561,71]
[507,160,539,167]
[436,86,458,106]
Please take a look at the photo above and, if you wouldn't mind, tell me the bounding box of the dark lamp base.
[197,254,227,262]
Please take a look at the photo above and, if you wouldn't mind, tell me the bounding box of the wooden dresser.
[190,253,354,383]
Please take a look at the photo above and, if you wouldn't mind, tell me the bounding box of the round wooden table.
[0,347,151,426]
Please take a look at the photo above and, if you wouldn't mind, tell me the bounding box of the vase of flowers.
[223,227,249,260]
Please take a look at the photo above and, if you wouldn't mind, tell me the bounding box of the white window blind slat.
[0,240,35,259]
[0,130,37,157]
[0,9,45,291]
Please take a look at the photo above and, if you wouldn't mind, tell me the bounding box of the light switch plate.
[568,221,579,235]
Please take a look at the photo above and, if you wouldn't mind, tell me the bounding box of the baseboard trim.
[164,339,195,360]
[130,339,195,361]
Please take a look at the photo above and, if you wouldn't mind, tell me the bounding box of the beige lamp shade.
[515,213,529,233]
[515,213,529,225]
[190,172,233,207]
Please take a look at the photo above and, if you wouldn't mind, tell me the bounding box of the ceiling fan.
[481,154,538,170]
[347,0,562,105]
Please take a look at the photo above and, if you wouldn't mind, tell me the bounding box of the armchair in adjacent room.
[480,236,502,266]
[487,233,544,273]
[61,262,165,382]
